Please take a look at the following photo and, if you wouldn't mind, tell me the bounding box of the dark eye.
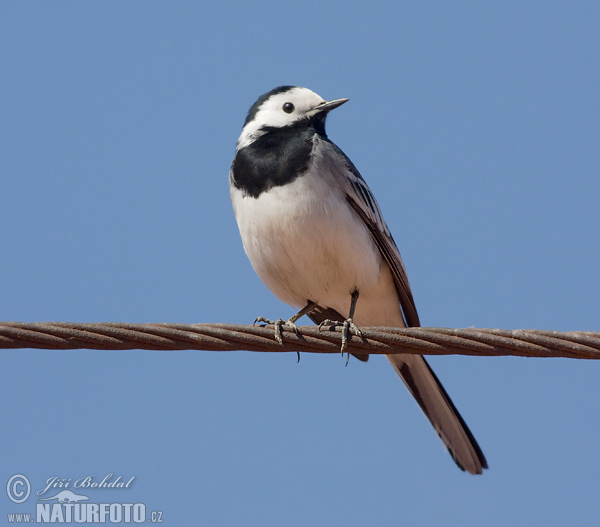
[282,102,295,113]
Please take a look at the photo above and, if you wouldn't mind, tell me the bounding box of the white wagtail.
[229,86,487,475]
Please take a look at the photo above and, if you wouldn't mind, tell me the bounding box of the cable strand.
[0,322,599,359]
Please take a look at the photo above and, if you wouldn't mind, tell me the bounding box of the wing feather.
[323,139,420,327]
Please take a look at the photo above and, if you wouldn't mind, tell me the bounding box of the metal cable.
[0,322,598,359]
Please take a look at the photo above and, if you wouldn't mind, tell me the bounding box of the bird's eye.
[282,102,295,114]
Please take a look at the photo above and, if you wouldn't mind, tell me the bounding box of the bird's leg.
[254,301,317,346]
[318,290,363,363]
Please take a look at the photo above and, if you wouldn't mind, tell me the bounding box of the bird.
[229,85,488,475]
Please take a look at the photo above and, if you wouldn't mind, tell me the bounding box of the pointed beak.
[314,97,349,113]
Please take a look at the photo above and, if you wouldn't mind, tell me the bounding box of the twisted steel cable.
[0,322,599,359]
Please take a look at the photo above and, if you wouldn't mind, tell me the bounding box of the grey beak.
[315,98,349,113]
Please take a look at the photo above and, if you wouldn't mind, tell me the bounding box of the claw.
[319,317,363,364]
[253,302,317,363]
[253,316,300,345]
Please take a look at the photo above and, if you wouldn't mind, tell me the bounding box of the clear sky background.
[1,2,599,526]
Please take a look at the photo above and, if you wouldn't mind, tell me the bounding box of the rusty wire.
[0,321,599,359]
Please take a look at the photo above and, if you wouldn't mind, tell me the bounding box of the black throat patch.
[231,121,320,199]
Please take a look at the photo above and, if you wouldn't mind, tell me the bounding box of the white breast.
[230,151,405,327]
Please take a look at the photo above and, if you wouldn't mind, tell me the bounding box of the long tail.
[308,304,486,473]
[386,353,488,475]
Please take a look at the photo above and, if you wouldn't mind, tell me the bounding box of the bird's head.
[237,86,348,150]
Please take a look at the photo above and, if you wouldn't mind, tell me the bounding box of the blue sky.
[1,2,599,525]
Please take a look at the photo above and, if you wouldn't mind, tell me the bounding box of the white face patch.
[237,87,326,150]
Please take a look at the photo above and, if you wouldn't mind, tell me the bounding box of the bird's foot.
[318,317,363,364]
[254,316,301,345]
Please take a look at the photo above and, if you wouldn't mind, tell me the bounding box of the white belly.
[231,172,405,327]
